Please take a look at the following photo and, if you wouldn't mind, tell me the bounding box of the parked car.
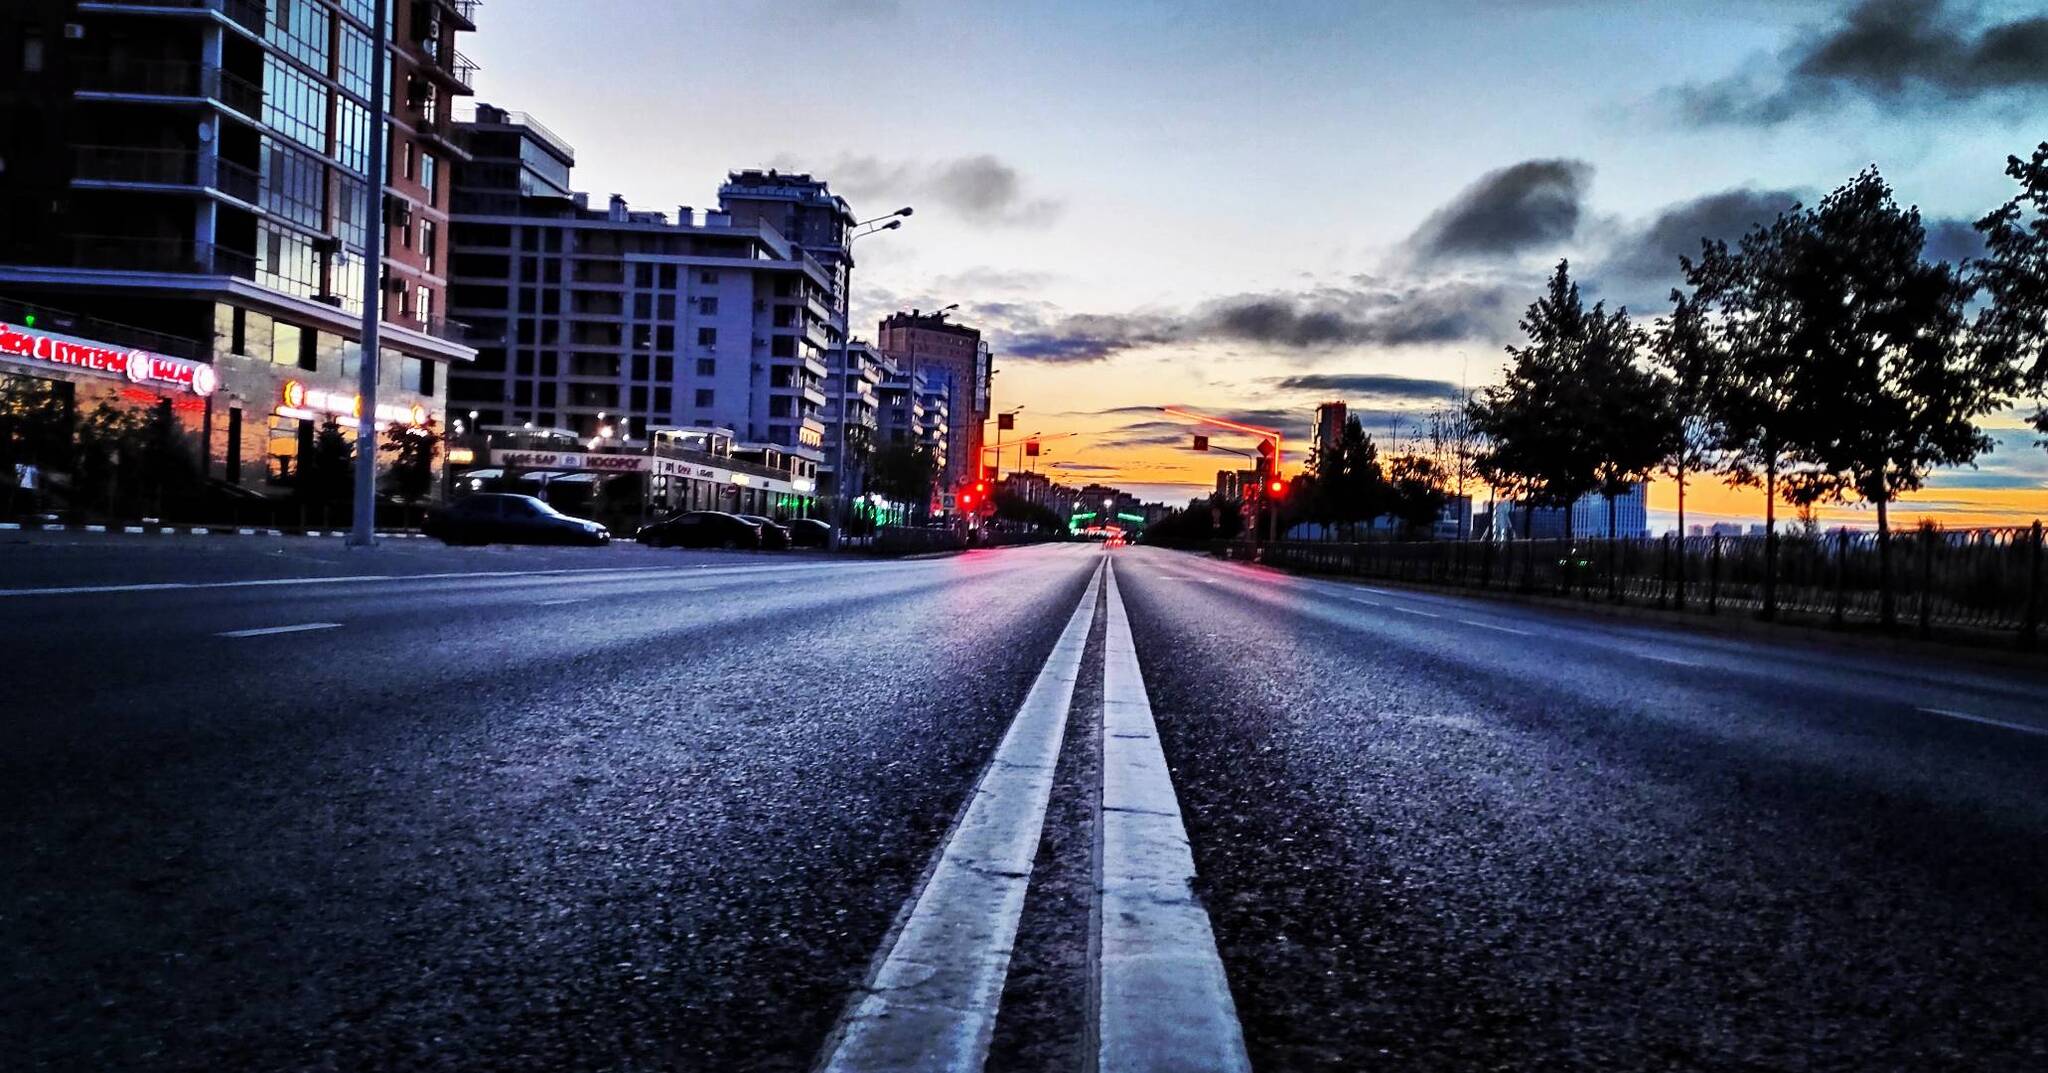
[736,514,792,550]
[424,493,610,546]
[635,510,763,549]
[786,518,833,547]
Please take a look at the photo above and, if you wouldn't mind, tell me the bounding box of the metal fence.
[1225,524,2046,645]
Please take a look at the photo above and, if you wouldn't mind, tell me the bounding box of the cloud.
[1266,373,1465,401]
[1403,159,1594,265]
[1671,0,2048,125]
[781,153,1063,227]
[1049,461,1120,473]
[1589,187,1807,306]
[976,277,1525,363]
[1921,215,1988,264]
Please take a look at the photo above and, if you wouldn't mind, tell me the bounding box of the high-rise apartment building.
[877,309,990,492]
[1312,400,1347,465]
[445,107,837,496]
[0,0,475,492]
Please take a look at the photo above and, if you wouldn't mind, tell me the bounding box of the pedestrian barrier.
[1216,522,2046,646]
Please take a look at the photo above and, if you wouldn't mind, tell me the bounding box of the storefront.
[0,319,219,516]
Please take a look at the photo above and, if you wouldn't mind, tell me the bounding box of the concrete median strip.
[1097,559,1252,1073]
[819,557,1104,1073]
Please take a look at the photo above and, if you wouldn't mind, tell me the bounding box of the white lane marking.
[1347,596,1382,607]
[1098,560,1252,1072]
[820,559,1104,1073]
[1463,619,1533,636]
[1915,707,2048,738]
[1392,605,1443,619]
[216,622,342,639]
[535,598,587,606]
[1641,653,1704,667]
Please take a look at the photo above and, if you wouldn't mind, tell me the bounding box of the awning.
[512,470,566,482]
[548,472,601,484]
[459,468,505,480]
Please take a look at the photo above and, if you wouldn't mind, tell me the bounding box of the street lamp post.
[831,207,912,550]
[347,0,388,547]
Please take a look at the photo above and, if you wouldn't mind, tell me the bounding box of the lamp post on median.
[831,206,913,550]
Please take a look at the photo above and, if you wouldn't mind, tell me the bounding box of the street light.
[831,205,914,550]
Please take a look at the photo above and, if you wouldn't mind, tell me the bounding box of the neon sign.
[0,322,217,396]
[279,380,427,427]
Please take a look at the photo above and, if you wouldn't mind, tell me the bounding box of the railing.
[383,312,473,345]
[73,56,262,117]
[31,235,258,280]
[70,145,261,206]
[80,0,266,34]
[448,50,479,92]
[0,297,209,361]
[1229,526,2047,644]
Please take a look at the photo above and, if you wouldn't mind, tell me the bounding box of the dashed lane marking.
[1641,653,1705,667]
[216,622,342,639]
[1915,707,2048,738]
[1463,619,1533,636]
[1098,559,1252,1072]
[1392,605,1443,619]
[819,557,1105,1073]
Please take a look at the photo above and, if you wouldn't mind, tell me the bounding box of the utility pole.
[347,0,387,548]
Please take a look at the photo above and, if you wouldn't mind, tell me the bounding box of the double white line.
[819,557,1249,1072]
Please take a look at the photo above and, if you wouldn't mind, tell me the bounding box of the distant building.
[878,309,991,492]
[1497,482,1652,539]
[1312,401,1347,465]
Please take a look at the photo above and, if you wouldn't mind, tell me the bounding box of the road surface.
[2,537,2044,1071]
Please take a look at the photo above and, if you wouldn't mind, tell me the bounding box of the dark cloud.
[1267,373,1464,400]
[1922,215,1988,264]
[1404,159,1594,264]
[980,278,1523,363]
[1592,187,1807,304]
[1673,0,2048,125]
[780,153,1062,227]
[1048,462,1119,473]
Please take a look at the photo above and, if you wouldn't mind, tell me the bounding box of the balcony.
[444,0,482,31]
[79,0,266,35]
[22,235,259,279]
[384,311,475,345]
[70,146,260,204]
[74,57,263,118]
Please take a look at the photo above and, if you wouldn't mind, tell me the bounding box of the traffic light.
[1268,479,1285,496]
[1192,434,1209,451]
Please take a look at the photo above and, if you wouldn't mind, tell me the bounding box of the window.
[696,358,716,376]
[272,322,303,367]
[420,359,436,396]
[402,141,417,181]
[697,296,719,315]
[699,271,719,284]
[655,356,673,380]
[231,308,248,355]
[417,286,432,323]
[631,354,649,380]
[299,328,319,371]
[695,389,714,407]
[419,220,437,271]
[631,386,648,410]
[654,387,672,411]
[22,33,44,73]
[697,327,717,347]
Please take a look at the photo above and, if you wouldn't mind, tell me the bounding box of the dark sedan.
[424,493,610,546]
[635,510,763,549]
[736,514,793,550]
[786,518,833,547]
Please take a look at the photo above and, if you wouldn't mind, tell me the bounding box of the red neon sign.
[0,322,217,396]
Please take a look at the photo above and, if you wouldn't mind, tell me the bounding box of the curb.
[0,522,433,539]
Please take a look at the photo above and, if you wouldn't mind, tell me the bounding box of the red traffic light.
[1268,479,1285,495]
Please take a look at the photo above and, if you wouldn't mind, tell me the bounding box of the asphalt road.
[4,537,2046,1071]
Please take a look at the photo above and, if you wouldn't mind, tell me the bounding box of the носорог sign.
[496,450,651,473]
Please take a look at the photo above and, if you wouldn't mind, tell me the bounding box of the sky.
[466,0,2048,527]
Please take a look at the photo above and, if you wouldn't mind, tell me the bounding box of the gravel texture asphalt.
[5,538,2046,1071]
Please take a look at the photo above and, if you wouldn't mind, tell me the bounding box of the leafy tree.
[295,417,353,526]
[1469,261,1612,538]
[1787,170,2003,627]
[1384,453,1449,538]
[1650,287,1726,550]
[1308,416,1385,533]
[1427,399,1478,539]
[992,490,1063,532]
[1577,303,1673,551]
[1141,496,1242,546]
[0,376,72,514]
[870,441,937,522]
[1687,212,1830,619]
[380,418,442,520]
[1974,142,2048,444]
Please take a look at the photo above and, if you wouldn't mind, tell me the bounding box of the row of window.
[226,306,438,395]
[506,382,715,409]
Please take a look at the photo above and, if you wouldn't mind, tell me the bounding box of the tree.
[1427,398,1479,539]
[1687,211,1830,619]
[1469,261,1611,539]
[381,418,442,522]
[1384,454,1449,538]
[870,441,937,522]
[1651,288,1726,550]
[1576,301,1672,555]
[1788,170,2004,627]
[0,376,73,515]
[1975,142,2048,444]
[295,417,353,527]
